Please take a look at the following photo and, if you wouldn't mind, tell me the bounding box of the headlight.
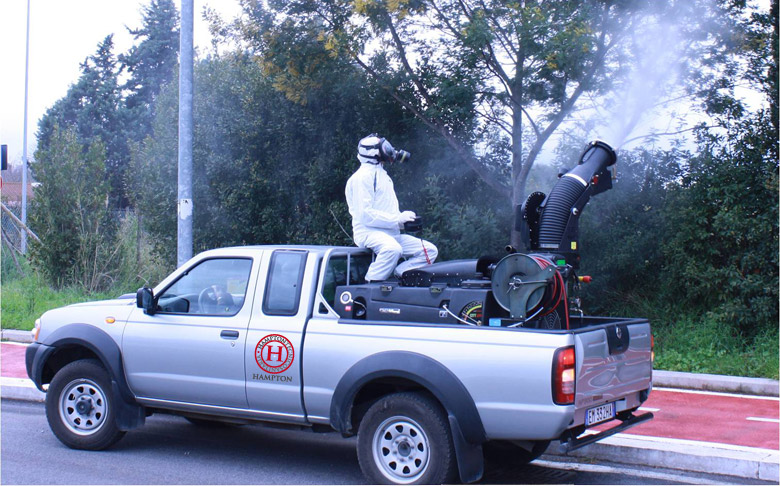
[32,318,41,342]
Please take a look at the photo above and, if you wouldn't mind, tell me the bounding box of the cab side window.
[156,258,252,316]
[263,250,307,316]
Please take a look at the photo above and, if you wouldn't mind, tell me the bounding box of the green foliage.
[578,148,682,306]
[25,128,166,293]
[1,215,172,331]
[662,116,779,338]
[36,1,180,209]
[420,175,509,260]
[28,127,115,291]
[37,36,128,207]
[131,51,468,262]
[653,316,779,380]
[119,0,180,142]
[0,272,119,331]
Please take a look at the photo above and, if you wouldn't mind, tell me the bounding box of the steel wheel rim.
[59,378,107,436]
[372,416,431,484]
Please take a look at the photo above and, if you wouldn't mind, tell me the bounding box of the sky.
[0,0,242,166]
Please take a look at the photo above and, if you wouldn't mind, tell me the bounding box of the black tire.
[483,439,550,467]
[356,392,458,485]
[45,359,125,450]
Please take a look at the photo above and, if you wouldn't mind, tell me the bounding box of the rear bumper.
[558,411,654,453]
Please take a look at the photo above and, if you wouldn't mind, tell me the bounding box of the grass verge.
[1,273,130,331]
[653,316,779,380]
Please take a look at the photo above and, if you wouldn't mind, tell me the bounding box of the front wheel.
[45,359,125,450]
[357,392,458,485]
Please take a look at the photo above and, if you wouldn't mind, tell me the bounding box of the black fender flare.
[330,351,485,483]
[28,324,144,430]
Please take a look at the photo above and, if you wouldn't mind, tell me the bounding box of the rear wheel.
[45,359,125,450]
[356,392,458,485]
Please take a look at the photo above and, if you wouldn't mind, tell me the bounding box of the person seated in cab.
[345,134,438,283]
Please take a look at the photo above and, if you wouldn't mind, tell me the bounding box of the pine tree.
[120,0,180,141]
[37,35,127,207]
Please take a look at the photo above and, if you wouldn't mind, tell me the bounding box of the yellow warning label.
[571,241,578,250]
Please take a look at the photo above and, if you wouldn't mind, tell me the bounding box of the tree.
[119,0,180,142]
[28,127,117,291]
[247,0,748,246]
[659,0,778,337]
[37,35,127,207]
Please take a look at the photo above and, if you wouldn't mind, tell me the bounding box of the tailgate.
[572,319,653,427]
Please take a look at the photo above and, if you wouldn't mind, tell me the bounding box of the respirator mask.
[380,139,411,165]
[359,134,410,165]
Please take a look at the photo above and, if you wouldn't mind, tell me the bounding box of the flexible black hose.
[538,177,586,248]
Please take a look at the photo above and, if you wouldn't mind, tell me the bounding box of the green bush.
[28,127,119,292]
[0,272,119,331]
[1,212,172,331]
[653,316,779,380]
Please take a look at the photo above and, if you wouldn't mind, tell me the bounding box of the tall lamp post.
[21,0,31,254]
[177,0,193,267]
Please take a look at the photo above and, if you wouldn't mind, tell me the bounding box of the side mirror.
[136,287,156,315]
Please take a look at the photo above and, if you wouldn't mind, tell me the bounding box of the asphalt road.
[1,399,768,485]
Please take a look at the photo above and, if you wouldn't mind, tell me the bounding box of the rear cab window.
[263,250,308,316]
[320,251,372,309]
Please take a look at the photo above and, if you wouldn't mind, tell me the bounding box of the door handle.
[220,330,239,339]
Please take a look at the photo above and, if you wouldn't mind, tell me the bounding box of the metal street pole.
[21,0,31,254]
[177,0,193,267]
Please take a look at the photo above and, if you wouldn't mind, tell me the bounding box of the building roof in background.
[1,181,36,203]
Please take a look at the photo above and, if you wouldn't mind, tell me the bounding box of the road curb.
[1,329,33,343]
[654,370,780,397]
[1,377,45,402]
[545,434,780,482]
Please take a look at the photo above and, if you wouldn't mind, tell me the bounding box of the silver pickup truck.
[27,243,653,484]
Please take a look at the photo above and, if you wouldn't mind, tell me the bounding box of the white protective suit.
[345,139,438,282]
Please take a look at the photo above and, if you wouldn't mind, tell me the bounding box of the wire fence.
[1,182,26,251]
[1,183,136,256]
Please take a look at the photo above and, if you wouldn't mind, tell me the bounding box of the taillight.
[552,346,576,405]
[651,334,655,363]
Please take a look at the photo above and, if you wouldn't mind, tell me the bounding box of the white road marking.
[613,432,779,453]
[534,459,735,485]
[654,386,780,401]
[746,417,780,423]
[638,406,660,412]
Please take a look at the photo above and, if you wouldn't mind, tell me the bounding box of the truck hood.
[41,297,137,327]
[66,297,136,309]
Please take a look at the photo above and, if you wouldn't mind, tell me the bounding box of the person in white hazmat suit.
[345,134,438,282]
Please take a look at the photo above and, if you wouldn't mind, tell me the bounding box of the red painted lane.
[1,343,29,379]
[639,388,779,449]
[591,388,780,450]
[3,342,779,450]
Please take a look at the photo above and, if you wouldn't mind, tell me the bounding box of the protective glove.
[397,210,417,228]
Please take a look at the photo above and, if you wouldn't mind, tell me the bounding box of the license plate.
[586,402,616,426]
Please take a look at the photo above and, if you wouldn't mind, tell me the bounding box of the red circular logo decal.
[255,334,295,374]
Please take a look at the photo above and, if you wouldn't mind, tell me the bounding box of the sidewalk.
[2,336,778,482]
